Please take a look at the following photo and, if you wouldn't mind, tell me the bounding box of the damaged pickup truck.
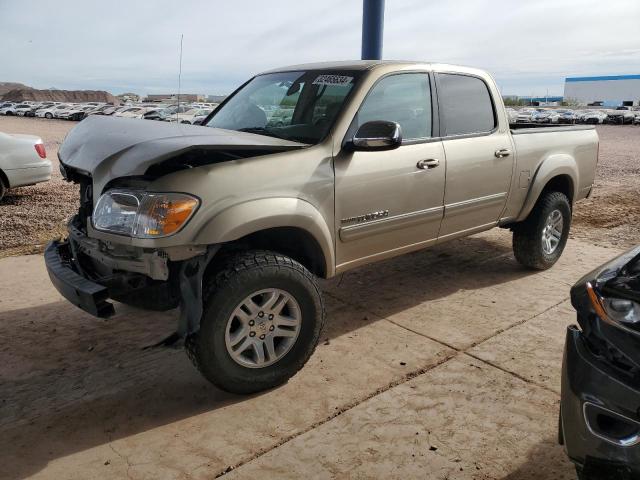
[47,61,598,393]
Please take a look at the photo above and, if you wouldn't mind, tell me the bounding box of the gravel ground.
[0,117,638,257]
[0,117,77,257]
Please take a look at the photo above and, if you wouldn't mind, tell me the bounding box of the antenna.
[177,33,183,122]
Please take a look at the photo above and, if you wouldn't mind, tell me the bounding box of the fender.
[194,197,336,277]
[516,153,578,222]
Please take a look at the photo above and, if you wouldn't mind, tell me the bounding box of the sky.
[1,0,639,97]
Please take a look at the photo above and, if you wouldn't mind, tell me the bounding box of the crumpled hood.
[58,116,305,193]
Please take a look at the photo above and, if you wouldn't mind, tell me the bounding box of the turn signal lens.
[136,195,199,237]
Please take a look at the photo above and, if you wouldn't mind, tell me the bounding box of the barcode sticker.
[312,75,353,86]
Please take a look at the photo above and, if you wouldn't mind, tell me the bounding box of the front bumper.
[561,325,640,478]
[45,240,115,317]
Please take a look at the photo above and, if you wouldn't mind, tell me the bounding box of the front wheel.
[512,191,571,270]
[186,250,325,394]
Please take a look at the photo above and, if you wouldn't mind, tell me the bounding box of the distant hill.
[0,82,30,96]
[1,88,119,104]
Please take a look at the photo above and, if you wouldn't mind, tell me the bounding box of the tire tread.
[513,191,571,270]
[185,250,325,393]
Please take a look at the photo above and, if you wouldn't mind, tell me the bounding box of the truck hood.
[58,116,306,193]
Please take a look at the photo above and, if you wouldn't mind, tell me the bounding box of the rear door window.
[437,73,496,136]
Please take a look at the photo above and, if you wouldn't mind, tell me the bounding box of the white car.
[113,107,148,119]
[515,108,539,123]
[0,131,52,200]
[35,104,70,119]
[533,110,562,124]
[580,110,608,124]
[1,103,32,116]
[54,104,82,119]
[168,108,213,124]
[505,107,518,124]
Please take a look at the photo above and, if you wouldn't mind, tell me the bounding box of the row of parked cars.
[506,106,640,125]
[0,101,218,125]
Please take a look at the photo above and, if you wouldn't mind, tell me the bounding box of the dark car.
[560,245,640,479]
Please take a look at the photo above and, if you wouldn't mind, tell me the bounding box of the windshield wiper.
[237,127,286,140]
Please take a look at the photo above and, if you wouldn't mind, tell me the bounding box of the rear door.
[435,72,514,239]
[334,72,446,270]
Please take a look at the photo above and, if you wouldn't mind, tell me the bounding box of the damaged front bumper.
[561,325,640,479]
[560,246,640,479]
[45,219,218,335]
[45,240,115,318]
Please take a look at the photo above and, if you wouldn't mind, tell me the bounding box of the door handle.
[417,158,440,169]
[495,148,512,158]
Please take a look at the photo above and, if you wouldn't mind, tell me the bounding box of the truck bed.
[510,123,596,134]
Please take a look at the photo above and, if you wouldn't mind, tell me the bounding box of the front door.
[334,72,446,271]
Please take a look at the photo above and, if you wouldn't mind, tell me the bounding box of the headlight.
[93,190,199,238]
[587,283,640,332]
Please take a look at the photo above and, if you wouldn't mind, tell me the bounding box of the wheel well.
[542,175,574,204]
[219,227,327,278]
[0,169,9,189]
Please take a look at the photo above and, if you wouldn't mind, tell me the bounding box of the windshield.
[206,70,361,144]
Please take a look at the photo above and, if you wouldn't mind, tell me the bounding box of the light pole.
[361,0,385,60]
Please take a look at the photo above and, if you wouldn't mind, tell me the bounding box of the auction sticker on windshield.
[312,75,353,86]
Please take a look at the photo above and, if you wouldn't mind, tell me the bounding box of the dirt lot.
[0,117,638,479]
[0,116,638,257]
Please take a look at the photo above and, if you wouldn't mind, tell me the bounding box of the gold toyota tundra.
[47,61,598,393]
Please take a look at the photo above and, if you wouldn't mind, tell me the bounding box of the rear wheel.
[0,177,6,202]
[513,191,571,270]
[45,112,52,119]
[185,250,325,394]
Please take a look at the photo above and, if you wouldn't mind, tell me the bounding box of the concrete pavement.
[0,230,620,479]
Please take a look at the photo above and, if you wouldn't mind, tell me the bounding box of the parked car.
[159,105,195,121]
[113,107,148,119]
[168,108,213,124]
[53,104,82,119]
[515,108,539,123]
[35,104,69,119]
[557,110,577,124]
[0,103,31,116]
[67,105,97,121]
[47,61,598,394]
[266,108,295,126]
[0,131,52,200]
[580,110,608,125]
[25,102,55,117]
[192,111,214,125]
[560,246,640,480]
[534,110,562,124]
[607,107,635,125]
[505,107,518,124]
[142,107,173,121]
[85,105,115,116]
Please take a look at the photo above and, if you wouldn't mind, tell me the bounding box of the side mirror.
[346,120,402,152]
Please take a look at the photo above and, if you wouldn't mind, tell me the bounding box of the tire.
[0,177,6,202]
[512,191,571,270]
[45,112,52,119]
[185,250,325,394]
